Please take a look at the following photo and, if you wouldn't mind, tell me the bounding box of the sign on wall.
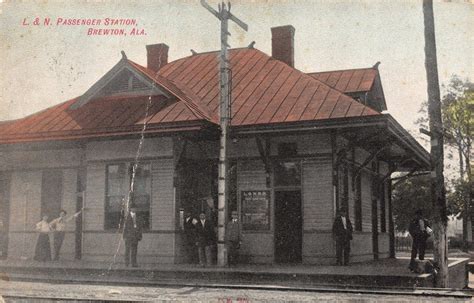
[241,190,270,230]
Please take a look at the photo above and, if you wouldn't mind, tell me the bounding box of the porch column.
[371,164,379,260]
[387,177,395,258]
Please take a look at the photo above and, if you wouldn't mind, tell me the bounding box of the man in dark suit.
[122,204,142,267]
[183,211,197,263]
[195,212,215,266]
[408,209,431,271]
[332,208,353,266]
[225,210,241,266]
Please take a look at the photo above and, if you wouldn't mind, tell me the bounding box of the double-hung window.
[105,163,151,230]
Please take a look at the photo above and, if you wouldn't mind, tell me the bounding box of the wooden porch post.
[371,163,379,260]
[387,176,395,258]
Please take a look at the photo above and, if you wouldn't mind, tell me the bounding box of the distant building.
[0,25,429,264]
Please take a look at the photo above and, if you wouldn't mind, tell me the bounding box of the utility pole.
[422,0,448,287]
[201,0,248,267]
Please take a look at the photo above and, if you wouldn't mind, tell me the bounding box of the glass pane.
[107,164,126,196]
[107,196,125,212]
[274,161,301,187]
[132,163,151,195]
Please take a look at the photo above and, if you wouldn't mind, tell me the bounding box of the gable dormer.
[307,62,387,113]
[70,51,169,110]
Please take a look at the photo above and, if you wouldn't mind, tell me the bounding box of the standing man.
[195,212,215,266]
[332,208,353,266]
[49,209,82,261]
[225,210,241,266]
[183,211,197,264]
[408,209,431,271]
[122,204,143,267]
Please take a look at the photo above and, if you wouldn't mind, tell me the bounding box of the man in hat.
[332,208,353,266]
[195,212,215,266]
[408,209,431,271]
[225,210,241,266]
[122,204,143,267]
[183,210,197,263]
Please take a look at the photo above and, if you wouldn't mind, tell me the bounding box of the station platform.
[0,257,469,290]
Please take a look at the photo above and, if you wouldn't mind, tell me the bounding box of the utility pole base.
[217,243,228,267]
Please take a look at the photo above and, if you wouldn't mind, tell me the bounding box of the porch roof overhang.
[230,114,430,172]
[0,120,211,146]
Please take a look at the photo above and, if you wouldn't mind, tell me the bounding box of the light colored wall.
[7,168,78,260]
[84,163,106,231]
[0,148,82,171]
[8,170,42,258]
[302,158,333,231]
[360,171,372,232]
[151,158,175,231]
[303,231,334,264]
[269,134,331,155]
[86,137,173,161]
[82,232,175,264]
[81,138,176,263]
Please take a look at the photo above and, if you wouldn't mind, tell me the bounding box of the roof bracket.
[392,167,421,188]
[354,145,389,178]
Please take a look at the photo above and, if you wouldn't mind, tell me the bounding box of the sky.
[0,0,472,136]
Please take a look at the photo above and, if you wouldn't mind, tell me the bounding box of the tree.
[442,76,473,180]
[442,77,473,251]
[392,175,433,233]
[447,178,472,217]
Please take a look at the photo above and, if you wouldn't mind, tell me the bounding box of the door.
[0,176,10,259]
[274,190,302,263]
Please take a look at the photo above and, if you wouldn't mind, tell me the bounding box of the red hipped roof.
[0,48,380,144]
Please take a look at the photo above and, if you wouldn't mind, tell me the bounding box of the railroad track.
[1,272,472,301]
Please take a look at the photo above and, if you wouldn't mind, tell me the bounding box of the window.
[105,163,151,230]
[277,142,297,158]
[131,163,151,230]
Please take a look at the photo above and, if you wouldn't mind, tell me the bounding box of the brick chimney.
[271,25,295,67]
[146,43,169,73]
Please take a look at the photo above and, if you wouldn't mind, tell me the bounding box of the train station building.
[0,25,429,265]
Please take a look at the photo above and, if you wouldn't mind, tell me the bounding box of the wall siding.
[361,171,372,232]
[9,171,42,231]
[86,137,173,161]
[84,163,106,231]
[82,232,175,264]
[8,170,42,258]
[151,159,175,231]
[0,149,82,171]
[302,158,333,231]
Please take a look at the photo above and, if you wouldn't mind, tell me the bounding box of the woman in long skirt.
[34,215,52,261]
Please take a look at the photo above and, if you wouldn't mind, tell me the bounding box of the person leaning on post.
[332,207,353,266]
[408,209,431,272]
[49,209,82,261]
